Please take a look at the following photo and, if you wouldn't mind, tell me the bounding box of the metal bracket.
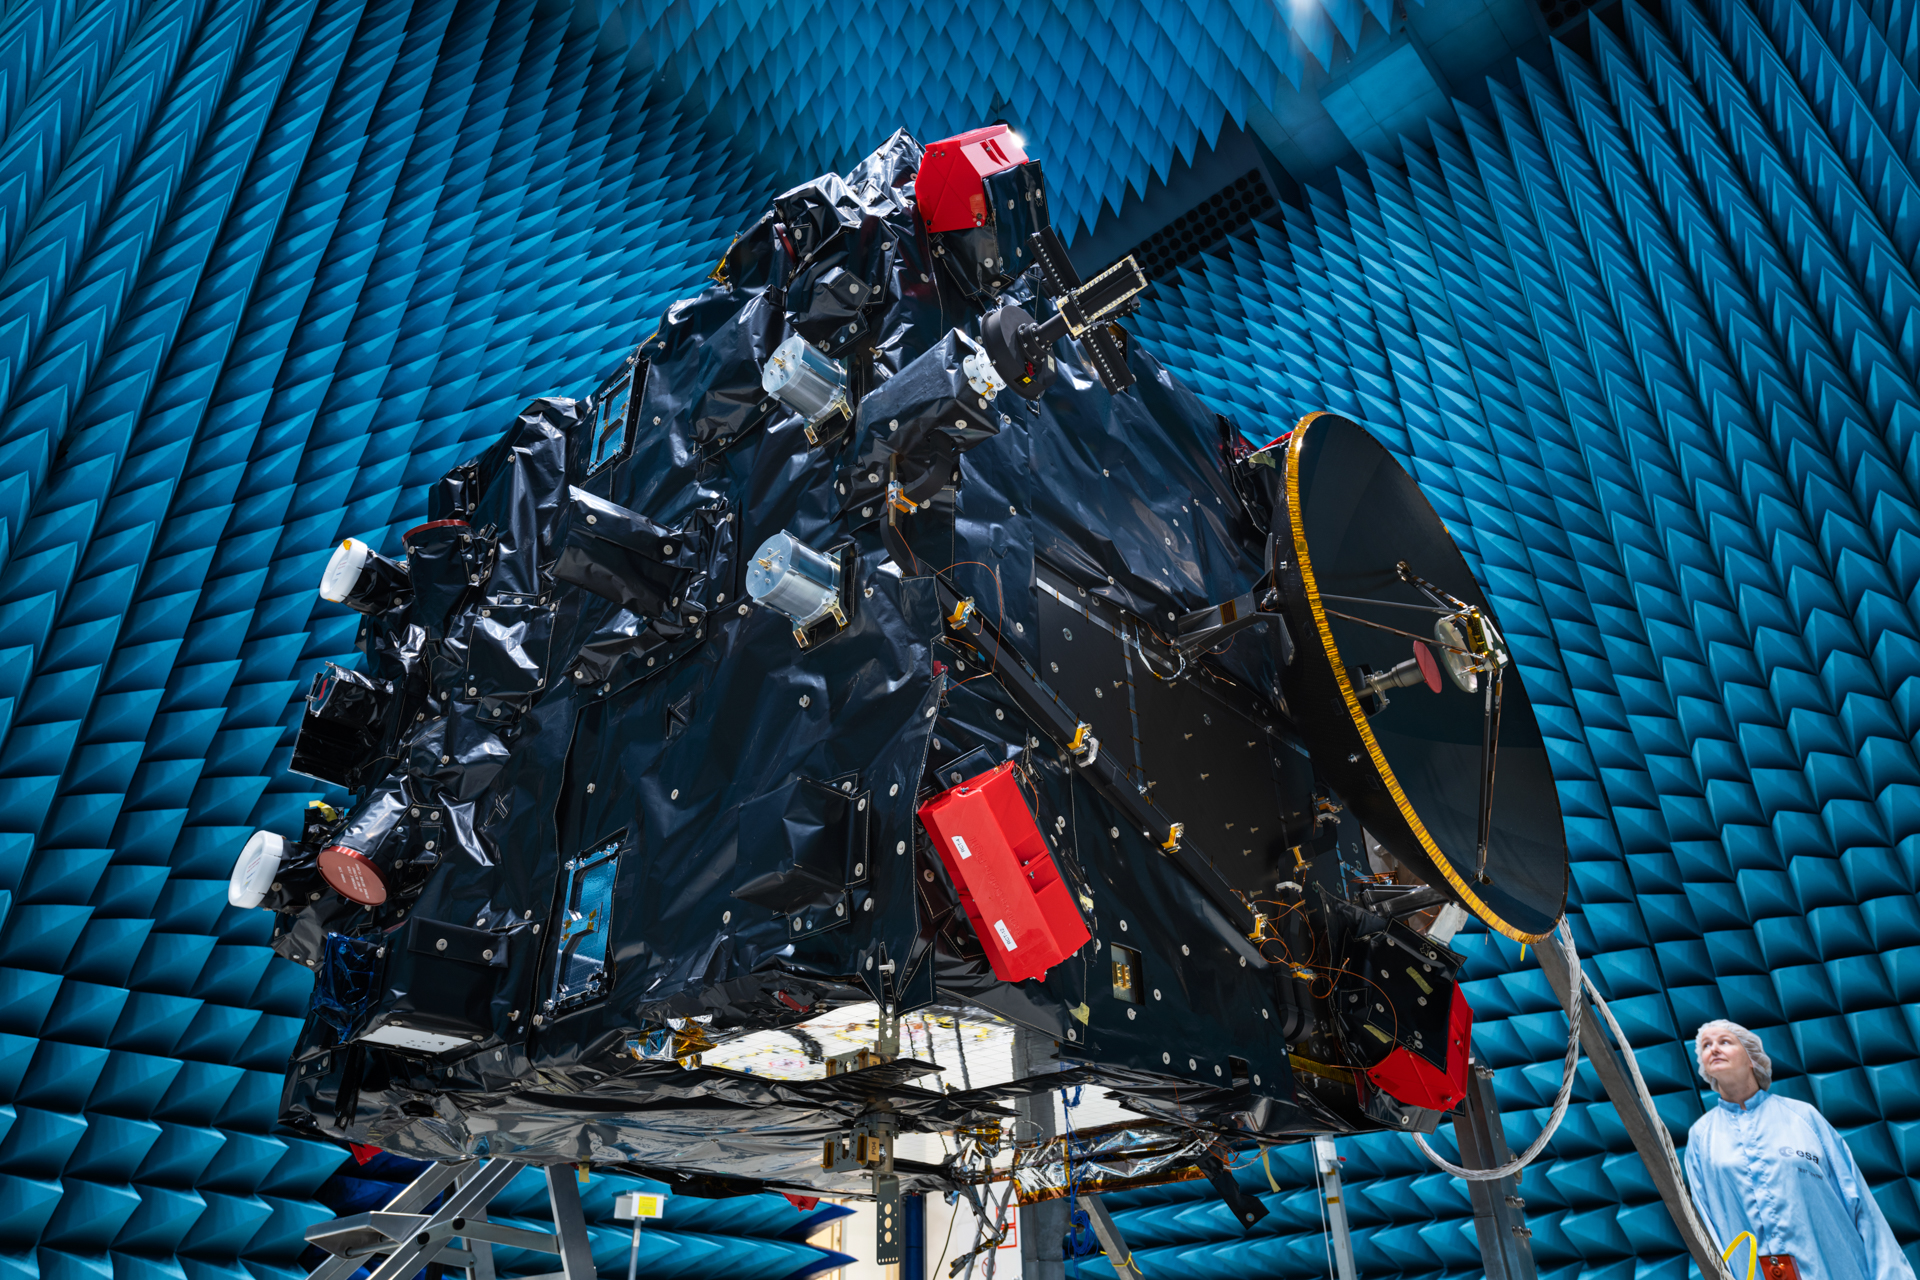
[821,1114,896,1173]
[1197,1151,1268,1230]
[874,1172,903,1266]
[1171,576,1291,662]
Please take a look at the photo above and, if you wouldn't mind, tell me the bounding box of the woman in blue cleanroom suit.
[1683,1020,1915,1280]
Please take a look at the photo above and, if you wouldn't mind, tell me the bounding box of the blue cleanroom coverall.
[1684,1089,1915,1280]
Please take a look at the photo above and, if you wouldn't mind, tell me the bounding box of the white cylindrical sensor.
[761,335,849,424]
[229,830,286,908]
[320,538,372,603]
[318,535,410,613]
[746,532,842,629]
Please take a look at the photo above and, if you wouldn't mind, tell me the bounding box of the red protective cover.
[1365,983,1474,1111]
[319,844,389,906]
[917,762,1091,982]
[916,125,1029,232]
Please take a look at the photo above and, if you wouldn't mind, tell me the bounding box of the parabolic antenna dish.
[1275,411,1568,941]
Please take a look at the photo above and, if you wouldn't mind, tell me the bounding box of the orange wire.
[1250,894,1407,1044]
[936,560,1007,680]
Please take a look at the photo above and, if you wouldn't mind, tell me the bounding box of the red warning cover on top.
[917,761,1090,983]
[916,125,1029,233]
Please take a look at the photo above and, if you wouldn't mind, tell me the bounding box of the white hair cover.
[1695,1019,1773,1091]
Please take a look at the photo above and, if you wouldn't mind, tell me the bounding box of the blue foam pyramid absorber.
[0,0,857,1270]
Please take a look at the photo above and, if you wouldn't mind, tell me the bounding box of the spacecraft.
[242,124,1568,1254]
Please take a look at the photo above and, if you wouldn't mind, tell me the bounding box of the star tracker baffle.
[235,124,1569,1263]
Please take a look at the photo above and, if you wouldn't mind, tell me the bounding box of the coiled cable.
[1413,917,1583,1181]
[1411,917,1735,1280]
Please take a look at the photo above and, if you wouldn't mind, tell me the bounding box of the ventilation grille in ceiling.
[1129,171,1277,278]
[1539,0,1603,33]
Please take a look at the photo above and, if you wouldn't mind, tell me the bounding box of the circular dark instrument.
[1275,411,1567,941]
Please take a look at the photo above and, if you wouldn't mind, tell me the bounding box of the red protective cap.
[1414,641,1442,693]
[918,761,1090,983]
[916,125,1029,233]
[319,844,389,906]
[1364,983,1474,1111]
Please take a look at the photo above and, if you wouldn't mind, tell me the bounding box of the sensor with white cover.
[318,536,410,613]
[228,831,285,908]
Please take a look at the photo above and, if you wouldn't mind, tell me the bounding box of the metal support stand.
[1454,1056,1536,1280]
[1075,1194,1141,1280]
[459,1161,500,1280]
[1536,940,1729,1278]
[303,1158,600,1280]
[616,1188,669,1280]
[545,1166,599,1280]
[1014,1027,1065,1280]
[871,1007,904,1267]
[1311,1137,1358,1280]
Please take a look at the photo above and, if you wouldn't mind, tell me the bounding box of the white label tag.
[359,1024,473,1054]
[994,919,1017,950]
[952,835,973,859]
